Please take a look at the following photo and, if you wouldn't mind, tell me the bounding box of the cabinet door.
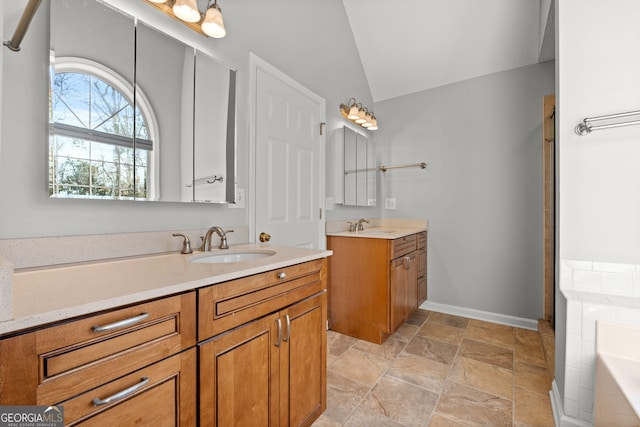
[199,313,280,426]
[280,292,327,427]
[390,252,417,332]
[64,349,196,426]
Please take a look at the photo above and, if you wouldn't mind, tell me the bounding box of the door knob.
[259,232,271,242]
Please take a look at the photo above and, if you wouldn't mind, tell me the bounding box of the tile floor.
[312,310,555,426]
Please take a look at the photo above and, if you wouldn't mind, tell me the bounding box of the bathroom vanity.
[0,245,330,426]
[326,227,427,344]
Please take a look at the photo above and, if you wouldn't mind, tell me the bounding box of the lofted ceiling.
[342,0,554,102]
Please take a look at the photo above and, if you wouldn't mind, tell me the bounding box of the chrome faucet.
[354,218,369,232]
[200,226,234,251]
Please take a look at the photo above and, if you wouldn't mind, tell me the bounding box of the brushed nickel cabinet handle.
[275,318,282,347]
[403,256,411,270]
[284,315,291,342]
[92,377,150,406]
[92,313,149,333]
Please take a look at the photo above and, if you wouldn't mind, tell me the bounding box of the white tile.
[564,398,580,418]
[633,274,640,297]
[565,366,581,400]
[566,260,593,271]
[579,387,594,421]
[602,272,633,296]
[567,300,582,336]
[560,261,573,288]
[582,303,616,343]
[593,262,636,274]
[615,307,640,325]
[566,334,582,368]
[581,339,596,366]
[579,364,595,390]
[574,270,602,292]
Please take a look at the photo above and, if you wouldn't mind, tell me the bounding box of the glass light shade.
[355,108,367,124]
[173,0,201,23]
[202,5,226,38]
[147,0,167,3]
[347,105,359,120]
[362,112,373,127]
[368,117,378,130]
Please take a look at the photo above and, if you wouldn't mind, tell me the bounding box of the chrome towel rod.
[3,0,43,52]
[575,110,640,136]
[379,162,427,172]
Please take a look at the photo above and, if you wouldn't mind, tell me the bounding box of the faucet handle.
[172,233,193,254]
[347,221,355,232]
[219,229,233,249]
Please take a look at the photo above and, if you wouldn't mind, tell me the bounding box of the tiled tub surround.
[0,240,330,336]
[557,259,640,425]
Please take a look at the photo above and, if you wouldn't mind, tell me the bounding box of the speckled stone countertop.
[0,244,332,336]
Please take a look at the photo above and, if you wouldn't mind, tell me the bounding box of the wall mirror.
[343,126,376,207]
[48,0,236,203]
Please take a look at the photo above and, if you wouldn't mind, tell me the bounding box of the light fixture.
[143,0,227,38]
[339,98,379,131]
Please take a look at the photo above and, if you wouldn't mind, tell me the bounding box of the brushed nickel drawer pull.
[92,377,150,406]
[277,272,286,280]
[275,318,282,347]
[284,315,291,342]
[92,313,150,333]
[403,256,411,270]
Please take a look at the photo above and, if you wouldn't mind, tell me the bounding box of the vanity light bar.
[339,98,378,131]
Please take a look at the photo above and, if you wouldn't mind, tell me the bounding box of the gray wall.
[374,61,555,320]
[0,0,373,239]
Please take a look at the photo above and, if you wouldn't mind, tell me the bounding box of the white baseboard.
[419,301,539,330]
[550,380,592,427]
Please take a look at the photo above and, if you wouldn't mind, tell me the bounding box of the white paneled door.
[253,58,325,249]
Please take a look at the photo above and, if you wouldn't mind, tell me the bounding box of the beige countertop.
[326,226,426,240]
[0,243,332,336]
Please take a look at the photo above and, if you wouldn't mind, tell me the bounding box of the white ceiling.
[342,0,552,102]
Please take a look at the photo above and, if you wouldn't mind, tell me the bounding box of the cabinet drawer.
[391,235,417,259]
[198,259,325,340]
[418,248,427,277]
[62,349,196,426]
[36,292,196,405]
[417,232,427,249]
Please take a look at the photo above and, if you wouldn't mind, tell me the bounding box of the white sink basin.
[189,250,276,264]
[358,229,395,235]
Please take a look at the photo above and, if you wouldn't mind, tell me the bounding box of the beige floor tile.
[448,356,514,400]
[466,320,515,349]
[354,336,407,361]
[354,375,438,427]
[417,321,466,346]
[513,362,551,396]
[514,385,555,426]
[435,381,513,426]
[406,309,432,327]
[515,328,542,347]
[329,348,389,387]
[514,342,546,368]
[323,371,371,424]
[429,312,469,329]
[343,407,404,427]
[403,335,459,365]
[328,330,357,357]
[311,413,343,427]
[458,339,514,370]
[393,323,420,342]
[429,413,469,426]
[387,353,450,393]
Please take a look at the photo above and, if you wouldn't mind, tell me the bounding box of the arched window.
[49,57,158,200]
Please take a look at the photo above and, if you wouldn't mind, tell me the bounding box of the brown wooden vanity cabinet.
[0,292,197,425]
[0,258,328,427]
[327,231,427,344]
[198,259,327,427]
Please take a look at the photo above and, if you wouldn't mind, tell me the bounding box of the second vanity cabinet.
[327,231,427,344]
[198,259,327,426]
[0,257,328,427]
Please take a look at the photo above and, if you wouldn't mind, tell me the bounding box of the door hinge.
[320,122,326,136]
[319,208,323,220]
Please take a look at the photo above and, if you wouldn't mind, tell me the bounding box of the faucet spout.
[200,226,234,251]
[354,218,369,232]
